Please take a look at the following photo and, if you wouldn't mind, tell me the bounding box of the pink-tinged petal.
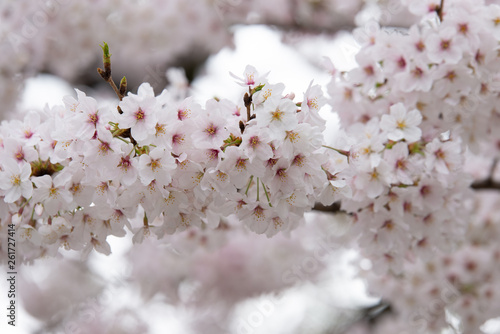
[20,163,32,180]
[33,175,53,189]
[390,104,406,119]
[387,129,404,141]
[403,127,422,143]
[4,187,22,203]
[21,182,33,199]
[406,109,423,126]
[137,82,154,97]
[3,158,19,174]
[379,114,394,131]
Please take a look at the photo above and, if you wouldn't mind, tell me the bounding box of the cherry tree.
[2,0,500,333]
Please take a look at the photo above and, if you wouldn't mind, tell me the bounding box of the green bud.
[251,84,265,94]
[100,42,110,63]
[119,76,127,96]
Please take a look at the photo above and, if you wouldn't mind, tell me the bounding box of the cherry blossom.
[380,103,422,143]
[117,83,158,143]
[0,158,33,203]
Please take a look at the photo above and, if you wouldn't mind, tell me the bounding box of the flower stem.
[256,177,260,201]
[245,175,254,195]
[261,181,273,207]
[322,145,350,159]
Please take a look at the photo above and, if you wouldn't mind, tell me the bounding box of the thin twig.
[244,86,252,122]
[471,158,500,190]
[436,0,445,21]
[97,42,124,101]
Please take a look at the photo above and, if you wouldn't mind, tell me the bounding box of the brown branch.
[471,158,500,190]
[471,180,500,191]
[312,201,343,213]
[244,88,252,122]
[436,0,445,21]
[364,301,393,326]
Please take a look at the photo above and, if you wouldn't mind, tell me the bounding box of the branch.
[471,180,500,191]
[264,21,356,35]
[97,42,125,102]
[339,301,393,333]
[436,0,445,21]
[312,201,343,213]
[471,158,500,190]
[364,301,393,326]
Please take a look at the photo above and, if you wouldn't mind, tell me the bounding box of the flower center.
[263,89,272,101]
[135,108,145,121]
[397,57,406,69]
[363,65,374,76]
[11,175,21,186]
[307,97,318,110]
[119,156,132,170]
[415,41,425,52]
[99,141,110,154]
[445,71,456,82]
[382,220,394,230]
[207,149,219,160]
[24,129,33,139]
[276,168,287,180]
[49,187,58,198]
[271,110,284,122]
[15,149,24,161]
[252,206,265,221]
[266,158,278,168]
[88,112,99,125]
[292,154,305,167]
[285,131,299,143]
[396,159,406,170]
[216,170,228,182]
[235,158,247,171]
[412,67,423,78]
[273,217,284,229]
[205,124,218,137]
[458,23,468,34]
[177,108,190,120]
[249,136,260,148]
[172,133,184,146]
[155,123,166,136]
[150,159,161,171]
[246,74,255,86]
[440,39,451,50]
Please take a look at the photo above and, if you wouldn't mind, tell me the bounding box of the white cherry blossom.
[380,103,422,143]
[0,159,33,203]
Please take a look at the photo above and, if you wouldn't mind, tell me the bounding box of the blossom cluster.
[323,0,500,275]
[356,192,500,334]
[326,0,500,332]
[17,213,341,334]
[0,65,341,262]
